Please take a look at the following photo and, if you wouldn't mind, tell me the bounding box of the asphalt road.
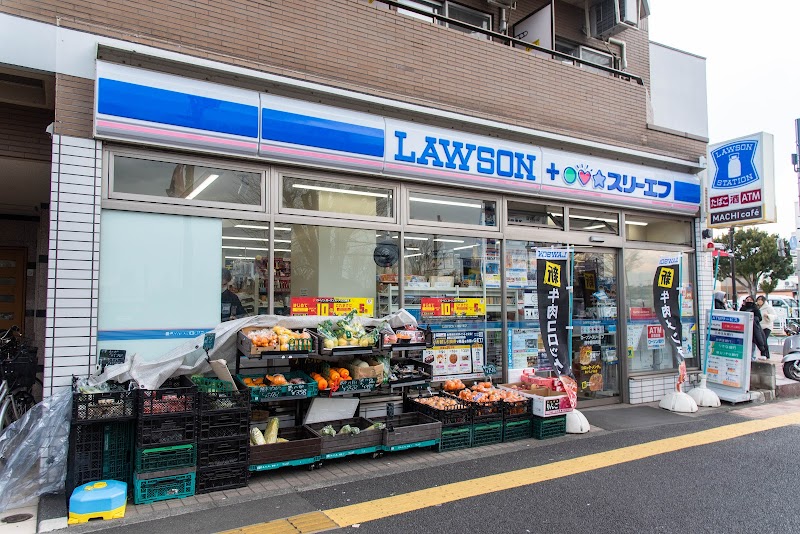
[71,407,800,534]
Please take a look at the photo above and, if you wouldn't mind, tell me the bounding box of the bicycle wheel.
[10,390,36,421]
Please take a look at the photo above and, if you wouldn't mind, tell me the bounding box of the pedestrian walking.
[740,295,767,360]
[756,296,776,359]
[713,291,727,310]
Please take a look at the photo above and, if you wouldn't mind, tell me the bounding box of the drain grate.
[2,513,33,524]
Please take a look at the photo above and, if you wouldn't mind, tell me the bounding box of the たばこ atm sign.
[706,132,776,228]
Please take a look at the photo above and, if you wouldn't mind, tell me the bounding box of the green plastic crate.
[532,415,566,440]
[503,418,532,443]
[237,371,318,401]
[438,425,471,452]
[135,444,197,473]
[101,421,135,484]
[134,471,195,504]
[471,421,503,448]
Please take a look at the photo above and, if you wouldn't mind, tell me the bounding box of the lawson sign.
[94,61,701,214]
[707,132,776,228]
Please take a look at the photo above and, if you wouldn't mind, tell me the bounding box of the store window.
[270,223,400,318]
[111,154,263,208]
[625,214,693,246]
[403,233,501,379]
[281,176,394,220]
[409,191,497,228]
[568,207,619,234]
[507,201,564,230]
[624,249,697,373]
[221,221,270,319]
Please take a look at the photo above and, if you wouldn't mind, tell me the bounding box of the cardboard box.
[346,358,384,380]
[497,383,572,417]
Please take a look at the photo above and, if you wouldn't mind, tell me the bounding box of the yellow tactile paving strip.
[220,411,800,534]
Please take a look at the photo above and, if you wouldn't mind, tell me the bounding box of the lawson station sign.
[94,61,701,214]
[706,132,776,228]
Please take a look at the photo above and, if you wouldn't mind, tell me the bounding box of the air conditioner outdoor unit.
[589,0,637,39]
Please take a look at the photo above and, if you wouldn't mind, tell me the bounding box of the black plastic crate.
[135,444,197,473]
[192,376,250,413]
[438,425,471,452]
[197,437,249,467]
[136,413,197,447]
[471,421,503,447]
[469,400,503,424]
[502,418,533,443]
[66,423,105,496]
[532,415,566,440]
[502,398,533,421]
[139,376,197,416]
[405,394,471,427]
[72,381,136,423]
[195,462,249,494]
[198,410,249,441]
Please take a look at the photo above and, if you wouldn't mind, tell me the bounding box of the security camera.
[45,122,54,136]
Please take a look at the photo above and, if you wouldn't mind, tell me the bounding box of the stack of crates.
[469,398,504,448]
[501,397,534,443]
[531,414,567,440]
[405,394,471,452]
[193,377,250,494]
[68,381,137,502]
[133,377,198,505]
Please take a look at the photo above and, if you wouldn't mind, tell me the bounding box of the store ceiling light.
[273,248,292,252]
[274,226,291,231]
[225,255,255,260]
[222,246,269,251]
[222,236,269,242]
[405,247,420,251]
[582,224,606,230]
[273,239,291,244]
[433,238,465,244]
[292,183,388,198]
[625,220,649,226]
[404,236,429,241]
[452,244,479,251]
[410,196,482,209]
[234,224,269,230]
[185,174,219,200]
[404,253,423,258]
[569,214,617,223]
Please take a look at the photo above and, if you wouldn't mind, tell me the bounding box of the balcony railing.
[378,0,644,85]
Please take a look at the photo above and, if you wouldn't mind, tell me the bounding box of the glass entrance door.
[571,249,621,405]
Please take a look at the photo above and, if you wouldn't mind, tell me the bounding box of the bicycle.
[0,326,39,432]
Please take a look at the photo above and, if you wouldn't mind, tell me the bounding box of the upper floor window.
[397,1,491,40]
[555,39,615,74]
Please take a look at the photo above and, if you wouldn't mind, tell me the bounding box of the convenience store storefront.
[92,61,702,406]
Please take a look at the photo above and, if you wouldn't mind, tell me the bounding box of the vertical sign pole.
[729,227,737,304]
[704,254,721,374]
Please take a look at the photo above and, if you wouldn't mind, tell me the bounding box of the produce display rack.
[318,377,378,397]
[371,412,442,453]
[378,326,434,353]
[249,425,322,472]
[237,371,318,402]
[306,417,383,460]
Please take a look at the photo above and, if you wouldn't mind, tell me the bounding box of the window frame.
[621,211,695,247]
[104,146,268,214]
[275,168,399,225]
[403,183,502,233]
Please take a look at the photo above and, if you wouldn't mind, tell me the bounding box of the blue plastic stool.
[68,480,127,524]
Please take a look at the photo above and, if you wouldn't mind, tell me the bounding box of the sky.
[648,0,800,239]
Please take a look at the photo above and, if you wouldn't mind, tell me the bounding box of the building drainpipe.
[607,37,627,71]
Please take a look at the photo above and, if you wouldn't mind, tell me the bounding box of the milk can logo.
[711,140,759,189]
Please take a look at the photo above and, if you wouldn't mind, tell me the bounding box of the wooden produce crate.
[371,412,442,452]
[249,426,322,471]
[305,417,382,458]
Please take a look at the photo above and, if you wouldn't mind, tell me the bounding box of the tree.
[714,228,793,297]
[759,277,778,297]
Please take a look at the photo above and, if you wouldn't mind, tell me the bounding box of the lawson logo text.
[711,141,759,189]
[394,131,537,181]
